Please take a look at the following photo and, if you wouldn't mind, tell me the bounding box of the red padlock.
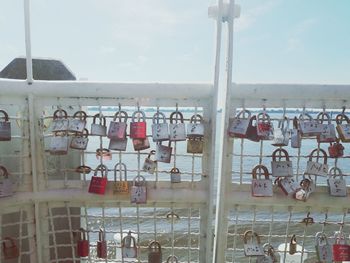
[97,228,107,258]
[77,228,89,257]
[328,140,344,158]
[332,231,350,261]
[88,164,108,195]
[130,110,147,139]
[2,237,19,259]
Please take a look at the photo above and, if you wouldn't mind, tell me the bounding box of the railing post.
[23,0,33,84]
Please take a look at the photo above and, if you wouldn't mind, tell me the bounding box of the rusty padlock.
[272,116,289,146]
[246,115,260,142]
[2,237,19,259]
[91,113,107,136]
[328,140,344,158]
[108,110,128,140]
[132,137,150,151]
[187,137,204,154]
[88,164,108,195]
[114,162,129,194]
[51,109,69,132]
[327,167,347,197]
[270,148,293,177]
[50,132,69,155]
[68,110,87,133]
[70,128,89,150]
[130,110,147,139]
[299,113,322,137]
[0,165,13,198]
[243,230,265,256]
[289,235,297,255]
[97,228,107,258]
[143,150,157,174]
[169,111,186,141]
[332,231,350,262]
[187,114,204,138]
[251,165,273,197]
[317,112,336,143]
[166,255,179,263]
[148,240,162,263]
[122,231,138,258]
[290,117,302,148]
[228,109,251,138]
[305,148,328,177]
[0,110,11,141]
[152,111,169,142]
[256,243,278,263]
[170,167,181,183]
[336,112,350,142]
[130,175,147,204]
[77,228,89,257]
[256,112,273,140]
[75,165,92,174]
[96,148,112,161]
[156,141,172,163]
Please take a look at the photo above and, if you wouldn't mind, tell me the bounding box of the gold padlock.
[114,162,129,194]
[187,137,203,154]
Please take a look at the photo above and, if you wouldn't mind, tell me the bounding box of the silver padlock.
[256,112,274,140]
[156,141,172,163]
[270,148,293,177]
[0,166,13,198]
[50,132,69,155]
[169,111,186,141]
[228,109,251,138]
[108,110,128,140]
[272,116,289,146]
[290,117,302,148]
[0,110,11,141]
[130,175,147,204]
[70,128,89,150]
[166,255,178,263]
[243,230,265,257]
[142,150,157,174]
[327,167,347,197]
[317,112,336,143]
[187,114,204,138]
[91,113,107,136]
[294,175,314,201]
[275,177,299,196]
[256,243,278,263]
[51,109,69,132]
[251,165,273,197]
[122,231,138,258]
[170,167,181,183]
[109,138,128,151]
[152,111,169,142]
[299,113,322,137]
[68,110,87,133]
[305,148,328,177]
[315,232,332,262]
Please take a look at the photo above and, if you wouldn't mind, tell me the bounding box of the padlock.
[152,111,169,142]
[0,165,13,197]
[148,240,162,263]
[317,112,336,143]
[50,132,69,155]
[256,243,278,263]
[75,165,92,174]
[130,175,147,204]
[270,148,293,177]
[70,128,89,150]
[251,165,273,197]
[130,110,147,139]
[2,237,19,259]
[132,137,150,151]
[0,110,11,141]
[275,177,299,196]
[96,148,112,161]
[51,109,69,132]
[290,117,302,148]
[272,116,289,146]
[122,231,138,258]
[289,235,297,255]
[109,138,128,151]
[187,114,205,138]
[156,141,172,163]
[187,137,204,154]
[166,255,179,263]
[256,112,274,140]
[88,164,108,195]
[114,162,129,194]
[142,150,157,174]
[336,113,350,142]
[90,113,107,136]
[332,231,350,262]
[68,110,87,133]
[328,140,344,158]
[228,109,251,138]
[315,232,332,262]
[294,176,314,201]
[97,228,107,258]
[299,113,322,137]
[108,110,128,139]
[169,111,186,141]
[305,148,328,176]
[327,167,347,197]
[246,115,260,142]
[77,228,89,257]
[170,167,181,183]
[243,230,265,256]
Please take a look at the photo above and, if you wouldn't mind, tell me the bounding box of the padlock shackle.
[0,165,9,179]
[113,110,128,122]
[152,111,167,124]
[166,255,179,263]
[243,230,261,244]
[334,231,347,244]
[170,111,184,124]
[92,113,106,126]
[147,150,156,159]
[300,178,311,188]
[271,148,290,161]
[257,112,271,123]
[308,148,328,164]
[121,231,137,248]
[148,240,161,251]
[131,110,146,122]
[99,228,105,242]
[299,113,313,121]
[75,165,92,174]
[170,167,180,174]
[336,113,350,125]
[236,109,251,120]
[53,109,68,120]
[94,164,108,177]
[78,228,87,241]
[132,175,146,186]
[75,128,89,138]
[328,166,343,179]
[315,232,329,245]
[0,110,9,122]
[277,116,290,132]
[72,110,87,121]
[190,114,203,124]
[317,112,331,124]
[252,164,269,180]
[166,211,180,220]
[114,162,127,181]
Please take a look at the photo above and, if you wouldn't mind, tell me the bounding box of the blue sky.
[0,0,349,84]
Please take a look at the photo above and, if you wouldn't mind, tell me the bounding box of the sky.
[0,0,349,84]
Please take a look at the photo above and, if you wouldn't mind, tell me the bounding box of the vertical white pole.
[23,0,33,84]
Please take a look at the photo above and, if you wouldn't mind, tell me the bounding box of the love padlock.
[228,109,251,138]
[289,235,297,255]
[256,112,273,140]
[152,111,169,142]
[336,112,350,142]
[251,165,273,197]
[272,116,289,146]
[108,110,128,140]
[97,228,107,259]
[246,115,260,142]
[132,137,150,151]
[130,175,147,204]
[96,148,112,161]
[187,114,204,138]
[130,110,147,139]
[328,140,344,158]
[243,230,265,257]
[305,148,328,177]
[109,137,128,151]
[169,111,186,141]
[0,165,13,197]
[315,232,332,262]
[256,243,278,263]
[0,110,11,141]
[143,150,157,174]
[91,113,107,136]
[2,237,19,259]
[156,141,172,163]
[114,162,129,194]
[187,137,204,154]
[68,110,87,133]
[50,132,69,155]
[270,148,293,177]
[327,167,347,197]
[275,176,299,196]
[166,255,179,263]
[170,167,181,183]
[88,164,108,195]
[290,117,302,148]
[51,109,69,132]
[299,113,322,137]
[332,231,350,262]
[148,240,162,263]
[317,112,336,143]
[77,228,89,257]
[122,231,138,258]
[70,128,89,150]
[294,175,315,201]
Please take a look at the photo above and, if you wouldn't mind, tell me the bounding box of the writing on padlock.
[51,109,69,132]
[270,148,293,177]
[68,110,87,133]
[148,240,162,263]
[228,109,251,138]
[328,140,344,158]
[305,148,328,177]
[275,176,298,196]
[187,114,204,138]
[130,175,147,204]
[298,113,322,137]
[90,113,107,136]
[317,112,336,143]
[243,230,265,257]
[315,232,332,262]
[130,110,147,139]
[70,128,89,150]
[256,112,273,140]
[327,167,347,197]
[272,116,289,146]
[332,231,350,262]
[251,165,273,197]
[88,164,108,195]
[156,141,172,163]
[76,228,89,257]
[114,162,129,194]
[97,228,107,259]
[50,131,69,155]
[122,231,138,258]
[152,111,169,142]
[2,237,19,260]
[0,109,11,141]
[143,150,157,174]
[336,112,350,142]
[108,110,128,140]
[0,165,13,198]
[169,111,186,141]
